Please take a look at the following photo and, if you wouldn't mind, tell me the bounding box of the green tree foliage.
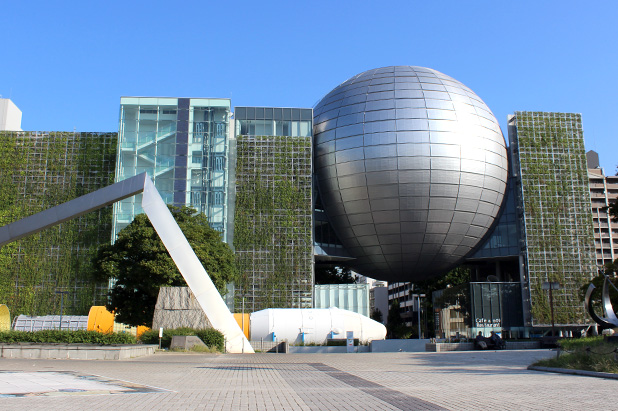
[386,299,413,339]
[92,206,238,327]
[608,199,618,220]
[370,308,383,323]
[413,266,471,336]
[314,264,356,284]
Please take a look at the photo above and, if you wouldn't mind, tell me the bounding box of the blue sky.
[2,1,617,171]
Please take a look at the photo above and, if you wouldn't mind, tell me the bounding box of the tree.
[413,266,471,337]
[608,199,618,220]
[386,299,413,339]
[314,264,356,284]
[92,206,238,327]
[370,308,383,323]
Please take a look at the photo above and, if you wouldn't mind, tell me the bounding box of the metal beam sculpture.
[584,276,618,330]
[0,173,254,353]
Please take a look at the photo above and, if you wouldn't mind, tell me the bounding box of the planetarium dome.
[313,66,508,282]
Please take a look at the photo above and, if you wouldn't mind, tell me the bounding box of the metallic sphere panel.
[314,66,508,282]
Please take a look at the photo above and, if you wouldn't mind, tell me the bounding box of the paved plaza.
[0,349,614,410]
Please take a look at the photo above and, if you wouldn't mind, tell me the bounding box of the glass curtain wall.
[113,97,231,240]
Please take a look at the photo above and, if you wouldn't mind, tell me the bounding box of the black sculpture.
[584,276,618,329]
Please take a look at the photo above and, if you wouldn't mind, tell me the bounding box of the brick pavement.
[0,349,614,410]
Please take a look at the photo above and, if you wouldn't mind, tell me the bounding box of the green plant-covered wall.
[0,131,117,317]
[514,112,596,325]
[234,135,313,311]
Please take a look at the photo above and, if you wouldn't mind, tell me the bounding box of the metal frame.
[0,172,253,353]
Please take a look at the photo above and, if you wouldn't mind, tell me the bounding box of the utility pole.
[413,294,426,339]
[542,282,561,336]
[55,290,69,330]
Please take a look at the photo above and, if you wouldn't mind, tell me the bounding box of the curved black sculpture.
[584,276,618,329]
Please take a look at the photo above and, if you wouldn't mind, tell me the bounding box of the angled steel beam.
[0,173,146,246]
[0,172,253,353]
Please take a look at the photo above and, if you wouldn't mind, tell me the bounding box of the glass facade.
[468,176,520,259]
[0,131,117,316]
[113,97,232,241]
[510,111,596,326]
[233,107,313,311]
[235,107,312,138]
[314,283,371,317]
[470,282,524,332]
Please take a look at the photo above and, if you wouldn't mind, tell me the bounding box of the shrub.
[534,336,618,374]
[0,330,137,345]
[139,327,224,352]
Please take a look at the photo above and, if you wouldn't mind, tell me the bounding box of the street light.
[412,294,426,339]
[542,282,561,336]
[55,290,69,330]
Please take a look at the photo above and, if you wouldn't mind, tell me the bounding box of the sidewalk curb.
[528,365,618,380]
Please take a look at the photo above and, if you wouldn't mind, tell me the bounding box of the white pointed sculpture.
[0,173,253,353]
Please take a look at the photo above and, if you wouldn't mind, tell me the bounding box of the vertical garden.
[234,135,313,312]
[515,112,596,325]
[0,131,117,316]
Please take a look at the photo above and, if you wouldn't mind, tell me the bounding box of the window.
[192,151,202,164]
[213,191,224,205]
[214,156,225,171]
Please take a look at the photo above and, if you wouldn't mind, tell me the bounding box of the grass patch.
[168,345,219,353]
[190,345,219,353]
[533,336,618,374]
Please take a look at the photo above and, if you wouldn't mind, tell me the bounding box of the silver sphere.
[314,66,508,282]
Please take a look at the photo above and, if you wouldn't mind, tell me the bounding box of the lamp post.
[55,290,69,330]
[412,294,426,339]
[542,282,561,336]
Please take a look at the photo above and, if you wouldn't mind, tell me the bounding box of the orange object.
[136,325,149,339]
[0,304,10,331]
[233,313,250,339]
[87,306,115,333]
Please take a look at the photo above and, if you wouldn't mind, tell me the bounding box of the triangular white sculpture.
[0,173,253,353]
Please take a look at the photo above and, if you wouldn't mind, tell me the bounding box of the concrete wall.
[288,345,370,354]
[0,344,157,360]
[426,341,541,352]
[370,339,430,352]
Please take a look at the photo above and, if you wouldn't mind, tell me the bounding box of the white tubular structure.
[250,307,387,344]
[0,173,253,354]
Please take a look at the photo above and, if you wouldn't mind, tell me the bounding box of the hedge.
[139,327,224,352]
[0,330,137,345]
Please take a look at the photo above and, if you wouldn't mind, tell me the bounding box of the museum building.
[0,67,603,336]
